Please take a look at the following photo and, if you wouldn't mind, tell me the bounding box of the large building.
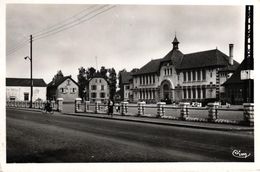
[131,36,239,104]
[47,75,79,102]
[6,78,47,101]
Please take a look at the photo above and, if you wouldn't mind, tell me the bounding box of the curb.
[62,112,253,132]
[7,107,253,132]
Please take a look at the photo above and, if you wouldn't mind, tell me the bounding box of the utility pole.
[30,35,33,108]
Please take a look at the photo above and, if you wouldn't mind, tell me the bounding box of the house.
[118,69,139,102]
[222,58,254,104]
[88,77,110,103]
[131,36,239,104]
[47,75,79,102]
[6,78,47,101]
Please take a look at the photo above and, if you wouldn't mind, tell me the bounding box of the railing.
[6,98,64,112]
[7,98,254,126]
[74,99,253,126]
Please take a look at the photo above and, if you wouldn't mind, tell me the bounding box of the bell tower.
[172,35,179,50]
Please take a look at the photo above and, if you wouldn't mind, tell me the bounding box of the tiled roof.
[6,78,47,87]
[133,48,239,75]
[178,49,238,69]
[134,58,162,75]
[48,76,79,87]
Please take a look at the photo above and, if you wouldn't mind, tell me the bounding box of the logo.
[232,149,251,159]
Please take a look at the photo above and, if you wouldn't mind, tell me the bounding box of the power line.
[7,39,29,53]
[6,41,29,56]
[31,5,98,36]
[33,5,111,39]
[33,5,116,42]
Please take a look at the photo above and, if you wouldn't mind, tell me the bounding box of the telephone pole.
[30,35,33,108]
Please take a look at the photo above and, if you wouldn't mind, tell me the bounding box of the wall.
[56,78,79,102]
[6,86,46,101]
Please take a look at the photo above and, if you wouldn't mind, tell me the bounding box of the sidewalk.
[7,107,253,132]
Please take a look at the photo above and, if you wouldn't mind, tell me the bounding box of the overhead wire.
[33,5,116,42]
[31,4,98,36]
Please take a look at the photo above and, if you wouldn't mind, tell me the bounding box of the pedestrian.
[107,99,114,117]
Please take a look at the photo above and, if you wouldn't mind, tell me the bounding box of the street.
[6,108,254,162]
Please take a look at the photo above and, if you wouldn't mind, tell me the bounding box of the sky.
[6,4,245,83]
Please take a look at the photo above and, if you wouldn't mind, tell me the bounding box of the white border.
[1,0,259,172]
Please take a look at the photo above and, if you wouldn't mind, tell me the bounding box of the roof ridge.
[184,49,217,56]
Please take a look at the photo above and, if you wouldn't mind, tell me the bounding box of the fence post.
[157,102,166,118]
[75,98,82,113]
[243,103,254,126]
[180,102,189,120]
[57,98,63,112]
[137,101,145,116]
[95,101,100,114]
[85,101,90,112]
[208,102,218,122]
[120,102,128,115]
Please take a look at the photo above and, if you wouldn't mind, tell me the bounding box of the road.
[6,108,254,162]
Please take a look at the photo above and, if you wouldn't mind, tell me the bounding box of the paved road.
[6,108,254,162]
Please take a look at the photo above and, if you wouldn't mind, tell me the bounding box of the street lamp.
[24,56,33,108]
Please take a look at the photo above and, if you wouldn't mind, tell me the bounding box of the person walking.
[107,99,114,117]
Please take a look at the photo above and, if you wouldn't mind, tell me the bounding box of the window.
[170,68,172,75]
[140,76,142,85]
[101,85,104,90]
[183,72,186,82]
[164,69,166,75]
[67,80,71,86]
[193,71,196,81]
[99,79,101,83]
[183,89,186,99]
[210,70,213,78]
[24,93,29,101]
[197,88,201,99]
[10,96,16,101]
[202,70,206,80]
[192,88,196,99]
[60,88,67,93]
[70,88,76,93]
[91,92,96,98]
[126,85,130,90]
[153,75,155,83]
[202,88,206,98]
[197,70,201,81]
[100,92,105,98]
[188,71,191,81]
[188,89,191,99]
[91,85,97,90]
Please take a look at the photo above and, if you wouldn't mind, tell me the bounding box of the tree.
[52,70,64,83]
[108,68,117,100]
[77,67,87,99]
[100,66,108,79]
[118,69,127,100]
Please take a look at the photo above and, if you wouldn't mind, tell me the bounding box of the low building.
[47,75,79,102]
[222,58,254,105]
[131,36,239,104]
[6,78,47,101]
[88,77,110,103]
[119,71,133,102]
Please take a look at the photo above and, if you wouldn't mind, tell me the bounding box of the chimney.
[229,44,234,65]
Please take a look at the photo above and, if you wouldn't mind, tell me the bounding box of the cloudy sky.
[6,4,245,83]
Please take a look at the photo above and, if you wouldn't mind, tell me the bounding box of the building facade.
[132,36,239,104]
[47,75,79,102]
[118,70,134,102]
[6,78,47,101]
[88,77,110,103]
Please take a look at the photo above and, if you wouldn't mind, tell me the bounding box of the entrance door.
[24,93,29,101]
